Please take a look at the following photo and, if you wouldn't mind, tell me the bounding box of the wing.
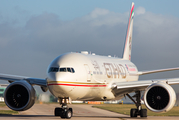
[111,67,179,97]
[138,67,179,75]
[0,73,47,87]
[111,78,179,97]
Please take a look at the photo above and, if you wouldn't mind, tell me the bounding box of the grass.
[93,104,179,116]
[0,110,19,115]
[0,102,19,115]
[0,102,6,107]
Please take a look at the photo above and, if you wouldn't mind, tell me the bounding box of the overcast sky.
[0,0,179,93]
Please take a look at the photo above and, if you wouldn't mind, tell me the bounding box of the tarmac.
[0,104,179,120]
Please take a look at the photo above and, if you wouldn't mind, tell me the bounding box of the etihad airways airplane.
[0,2,179,119]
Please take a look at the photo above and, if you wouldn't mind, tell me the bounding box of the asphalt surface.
[0,104,179,120]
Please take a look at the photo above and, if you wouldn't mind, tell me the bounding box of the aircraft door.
[84,64,91,82]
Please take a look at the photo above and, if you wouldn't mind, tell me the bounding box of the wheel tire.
[69,108,73,117]
[66,109,72,119]
[130,109,137,117]
[54,108,62,116]
[60,110,66,119]
[140,109,147,117]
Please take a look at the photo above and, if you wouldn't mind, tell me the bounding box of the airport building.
[0,84,8,102]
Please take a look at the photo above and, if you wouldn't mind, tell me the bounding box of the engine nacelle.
[144,82,176,113]
[4,81,36,111]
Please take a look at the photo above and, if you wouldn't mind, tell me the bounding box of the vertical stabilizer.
[122,2,134,61]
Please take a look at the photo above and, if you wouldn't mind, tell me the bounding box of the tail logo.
[122,2,134,61]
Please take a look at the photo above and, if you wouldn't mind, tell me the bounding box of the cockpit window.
[48,67,59,73]
[67,68,71,72]
[71,68,75,73]
[60,68,67,72]
[48,67,75,73]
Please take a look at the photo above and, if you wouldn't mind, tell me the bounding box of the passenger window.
[67,68,71,72]
[60,68,67,72]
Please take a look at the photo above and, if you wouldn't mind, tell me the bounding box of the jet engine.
[4,81,36,111]
[144,82,176,113]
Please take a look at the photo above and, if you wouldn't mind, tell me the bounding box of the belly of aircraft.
[47,82,116,101]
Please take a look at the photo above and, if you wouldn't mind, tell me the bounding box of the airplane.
[1,2,179,119]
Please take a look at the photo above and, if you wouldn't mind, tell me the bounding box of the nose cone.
[46,52,91,99]
[46,52,85,82]
[46,53,67,82]
[46,53,77,98]
[47,72,71,98]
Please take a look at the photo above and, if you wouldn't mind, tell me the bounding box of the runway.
[0,104,179,120]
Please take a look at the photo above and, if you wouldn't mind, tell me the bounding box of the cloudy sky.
[0,0,179,92]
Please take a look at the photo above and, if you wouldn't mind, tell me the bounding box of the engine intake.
[144,82,176,112]
[4,81,36,111]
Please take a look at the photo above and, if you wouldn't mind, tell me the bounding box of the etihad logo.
[103,63,126,79]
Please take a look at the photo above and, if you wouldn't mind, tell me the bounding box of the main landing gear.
[54,98,73,119]
[126,91,147,118]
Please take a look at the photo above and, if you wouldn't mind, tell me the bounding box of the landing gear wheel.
[66,109,72,119]
[127,92,148,118]
[55,98,73,119]
[60,110,66,118]
[69,108,73,117]
[130,108,137,117]
[54,107,62,116]
[140,109,147,117]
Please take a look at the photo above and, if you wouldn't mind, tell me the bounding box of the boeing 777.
[1,2,179,119]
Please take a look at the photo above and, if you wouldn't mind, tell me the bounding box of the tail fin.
[122,2,134,61]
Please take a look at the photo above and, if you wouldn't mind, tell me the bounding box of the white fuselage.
[47,52,139,101]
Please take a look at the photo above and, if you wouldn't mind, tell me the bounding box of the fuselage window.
[48,67,59,73]
[60,68,67,72]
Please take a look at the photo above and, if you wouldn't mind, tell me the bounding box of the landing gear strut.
[54,98,73,119]
[126,91,147,118]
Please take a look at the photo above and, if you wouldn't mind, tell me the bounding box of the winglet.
[122,2,134,61]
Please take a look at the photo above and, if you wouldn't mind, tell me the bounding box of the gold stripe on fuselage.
[47,81,106,85]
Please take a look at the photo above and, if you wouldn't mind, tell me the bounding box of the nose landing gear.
[54,98,73,119]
